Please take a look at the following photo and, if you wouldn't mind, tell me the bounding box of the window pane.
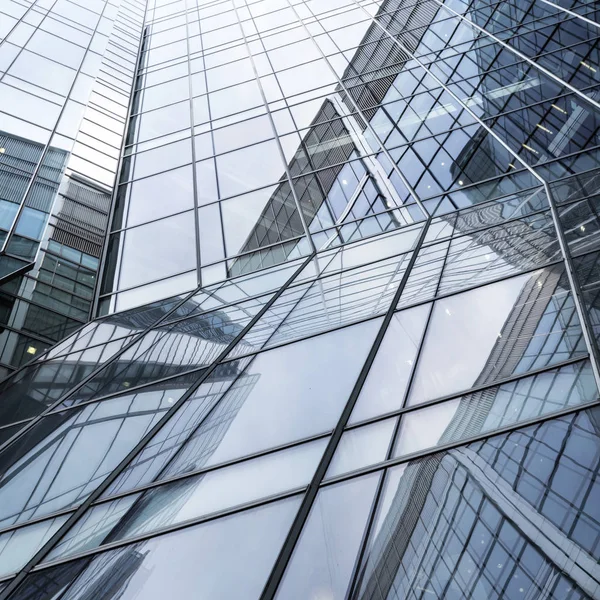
[394,360,597,459]
[327,418,397,479]
[275,473,381,599]
[407,269,587,406]
[160,319,379,471]
[10,497,302,600]
[350,303,430,424]
[49,439,327,561]
[118,212,196,289]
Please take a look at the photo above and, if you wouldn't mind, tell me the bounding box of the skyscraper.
[0,0,599,598]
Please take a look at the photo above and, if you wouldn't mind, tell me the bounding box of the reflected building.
[354,408,600,600]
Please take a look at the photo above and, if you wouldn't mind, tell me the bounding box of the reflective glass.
[159,319,380,471]
[265,254,411,346]
[118,212,196,290]
[0,385,181,527]
[49,438,327,561]
[350,303,431,424]
[275,473,381,600]
[9,497,302,600]
[0,515,68,578]
[327,417,397,479]
[395,360,597,458]
[72,297,268,401]
[353,408,600,600]
[407,269,587,406]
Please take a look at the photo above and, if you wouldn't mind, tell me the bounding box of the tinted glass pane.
[353,408,600,600]
[408,269,587,406]
[10,497,302,600]
[49,439,327,561]
[161,319,379,472]
[276,473,381,599]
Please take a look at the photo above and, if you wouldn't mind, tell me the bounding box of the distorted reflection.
[353,408,600,600]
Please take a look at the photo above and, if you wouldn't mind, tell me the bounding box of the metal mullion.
[182,0,203,286]
[106,203,201,238]
[0,505,77,539]
[0,0,62,86]
[258,210,432,599]
[343,457,390,600]
[316,205,421,252]
[224,266,324,355]
[391,225,453,414]
[0,0,49,48]
[421,205,551,251]
[341,228,455,595]
[0,416,35,435]
[203,234,305,267]
[104,266,197,300]
[343,263,443,599]
[0,251,313,599]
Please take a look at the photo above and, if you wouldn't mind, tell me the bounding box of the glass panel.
[0,514,69,578]
[275,473,381,600]
[0,389,175,527]
[9,497,302,600]
[438,211,560,295]
[159,319,380,472]
[407,268,587,406]
[103,374,246,497]
[118,212,196,290]
[49,439,327,562]
[72,298,269,401]
[353,408,600,600]
[265,254,411,346]
[350,303,431,424]
[327,418,397,479]
[395,360,598,459]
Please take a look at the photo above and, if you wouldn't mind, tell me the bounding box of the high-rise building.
[0,0,146,376]
[0,0,599,598]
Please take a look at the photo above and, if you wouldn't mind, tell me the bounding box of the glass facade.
[0,0,146,375]
[0,0,600,599]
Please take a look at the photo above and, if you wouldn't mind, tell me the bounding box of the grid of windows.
[0,0,147,374]
[0,0,600,599]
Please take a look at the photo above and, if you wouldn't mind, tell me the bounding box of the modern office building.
[0,0,146,376]
[0,0,600,598]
